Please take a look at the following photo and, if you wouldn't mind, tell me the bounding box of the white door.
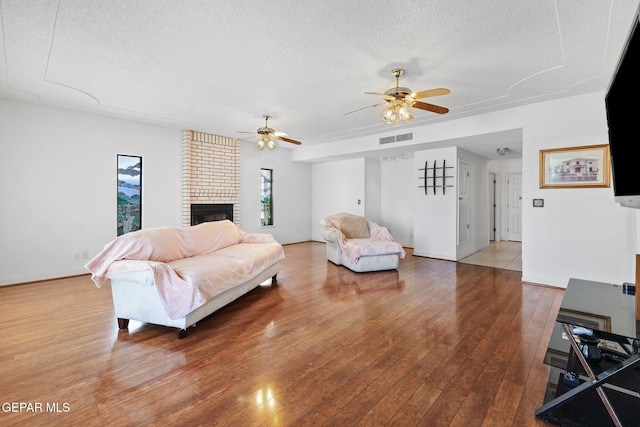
[458,160,470,245]
[507,173,522,242]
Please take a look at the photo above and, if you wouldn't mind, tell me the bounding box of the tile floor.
[459,240,522,271]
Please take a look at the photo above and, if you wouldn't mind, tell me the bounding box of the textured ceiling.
[1,0,638,160]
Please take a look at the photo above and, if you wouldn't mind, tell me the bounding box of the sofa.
[319,212,405,272]
[85,220,285,338]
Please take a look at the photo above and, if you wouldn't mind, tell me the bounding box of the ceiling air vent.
[379,133,413,145]
[379,136,396,144]
[395,132,413,142]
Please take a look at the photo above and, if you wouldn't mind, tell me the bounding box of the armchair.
[319,212,405,272]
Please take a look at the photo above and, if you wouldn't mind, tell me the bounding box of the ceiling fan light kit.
[381,102,414,125]
[256,138,276,150]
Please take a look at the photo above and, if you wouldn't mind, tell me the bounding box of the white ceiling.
[1,0,638,160]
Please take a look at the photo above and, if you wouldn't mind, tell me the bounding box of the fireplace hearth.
[191,204,233,226]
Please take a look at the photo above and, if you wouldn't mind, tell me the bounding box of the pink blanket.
[84,221,285,319]
[320,213,406,263]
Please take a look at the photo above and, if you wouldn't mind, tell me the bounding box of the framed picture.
[539,144,610,188]
[117,154,142,236]
[556,308,611,332]
[543,348,569,369]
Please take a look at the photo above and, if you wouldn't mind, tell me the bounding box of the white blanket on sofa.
[85,220,285,319]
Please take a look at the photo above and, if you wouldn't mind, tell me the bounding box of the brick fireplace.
[182,130,240,227]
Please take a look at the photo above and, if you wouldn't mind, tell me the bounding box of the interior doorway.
[460,169,523,270]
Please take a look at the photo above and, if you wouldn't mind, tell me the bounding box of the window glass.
[260,168,273,226]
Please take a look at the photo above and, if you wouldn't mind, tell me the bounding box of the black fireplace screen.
[191,204,233,226]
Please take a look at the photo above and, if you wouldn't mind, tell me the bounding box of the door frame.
[489,171,498,241]
[506,172,523,242]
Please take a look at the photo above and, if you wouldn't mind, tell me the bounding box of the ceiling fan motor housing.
[257,127,275,135]
[385,86,414,100]
[385,87,417,107]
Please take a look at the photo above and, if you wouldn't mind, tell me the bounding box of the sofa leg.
[271,274,278,286]
[117,318,129,329]
[177,328,188,339]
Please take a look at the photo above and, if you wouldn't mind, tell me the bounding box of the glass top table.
[536,278,640,427]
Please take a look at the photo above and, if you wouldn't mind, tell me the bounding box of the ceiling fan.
[345,68,450,125]
[238,115,302,150]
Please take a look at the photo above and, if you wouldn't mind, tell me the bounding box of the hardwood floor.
[0,242,563,426]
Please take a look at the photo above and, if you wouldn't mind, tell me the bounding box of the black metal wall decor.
[418,160,454,195]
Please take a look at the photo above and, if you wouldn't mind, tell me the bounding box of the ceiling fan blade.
[274,131,288,137]
[344,101,389,116]
[276,136,302,145]
[412,88,451,99]
[238,135,259,141]
[412,101,449,114]
[365,92,396,103]
[237,131,257,134]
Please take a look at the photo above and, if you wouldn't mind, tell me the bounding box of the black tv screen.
[606,8,640,208]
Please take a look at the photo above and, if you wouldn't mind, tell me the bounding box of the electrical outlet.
[82,251,89,259]
[74,252,81,260]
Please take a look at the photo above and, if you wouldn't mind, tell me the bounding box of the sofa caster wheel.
[117,318,129,329]
[178,328,188,339]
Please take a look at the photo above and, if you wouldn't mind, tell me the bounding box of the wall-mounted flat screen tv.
[606,7,640,209]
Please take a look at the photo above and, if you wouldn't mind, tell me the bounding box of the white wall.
[381,157,414,247]
[311,158,365,240]
[240,144,312,244]
[520,93,635,287]
[413,147,458,260]
[364,158,381,224]
[0,99,182,285]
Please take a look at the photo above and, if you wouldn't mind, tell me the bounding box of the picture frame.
[539,144,610,189]
[556,308,611,332]
[117,154,142,236]
[543,348,569,369]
